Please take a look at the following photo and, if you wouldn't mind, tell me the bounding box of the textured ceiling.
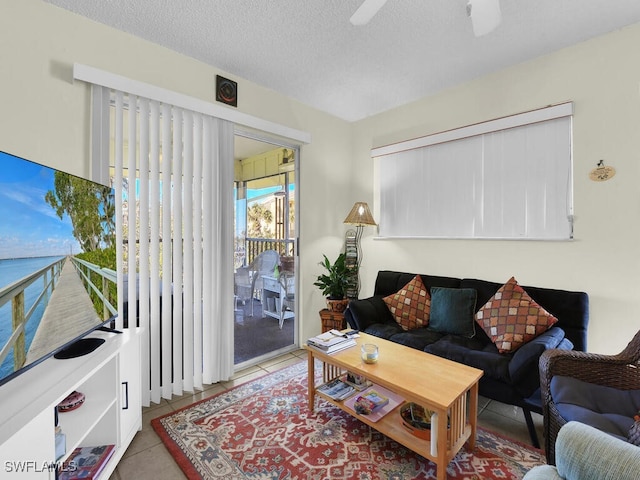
[46,0,640,122]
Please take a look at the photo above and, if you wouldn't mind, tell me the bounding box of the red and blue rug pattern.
[152,361,545,479]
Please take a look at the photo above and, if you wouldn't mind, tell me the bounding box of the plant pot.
[326,298,349,313]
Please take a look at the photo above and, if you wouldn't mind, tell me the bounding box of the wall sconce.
[343,202,377,298]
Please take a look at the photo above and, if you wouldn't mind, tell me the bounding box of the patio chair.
[234,250,280,316]
[278,271,295,329]
[539,328,640,464]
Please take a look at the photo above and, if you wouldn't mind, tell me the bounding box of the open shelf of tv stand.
[0,329,141,479]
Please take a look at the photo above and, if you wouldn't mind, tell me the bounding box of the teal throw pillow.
[429,287,477,338]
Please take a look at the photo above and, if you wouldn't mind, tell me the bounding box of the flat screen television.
[0,150,117,387]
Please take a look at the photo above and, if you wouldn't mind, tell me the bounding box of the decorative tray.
[400,402,433,439]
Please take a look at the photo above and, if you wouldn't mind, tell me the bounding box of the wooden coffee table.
[305,332,483,480]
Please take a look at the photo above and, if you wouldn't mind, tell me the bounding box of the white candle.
[430,412,438,457]
[361,344,379,363]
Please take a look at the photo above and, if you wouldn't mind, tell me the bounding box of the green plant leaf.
[314,252,352,299]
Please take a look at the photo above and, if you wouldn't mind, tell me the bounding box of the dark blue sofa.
[344,270,589,447]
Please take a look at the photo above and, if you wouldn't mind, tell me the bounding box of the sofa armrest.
[556,422,640,480]
[523,421,640,480]
[509,327,567,385]
[522,465,563,480]
[344,296,394,331]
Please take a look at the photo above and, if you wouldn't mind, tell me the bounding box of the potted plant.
[314,253,351,312]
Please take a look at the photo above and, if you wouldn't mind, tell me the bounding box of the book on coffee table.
[307,331,356,354]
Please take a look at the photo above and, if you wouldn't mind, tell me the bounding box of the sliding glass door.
[233,134,298,367]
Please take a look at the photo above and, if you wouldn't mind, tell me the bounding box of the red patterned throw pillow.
[383,275,430,331]
[475,277,558,353]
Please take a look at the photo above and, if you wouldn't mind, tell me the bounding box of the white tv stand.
[0,328,141,479]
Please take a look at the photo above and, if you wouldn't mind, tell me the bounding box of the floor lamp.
[344,202,377,299]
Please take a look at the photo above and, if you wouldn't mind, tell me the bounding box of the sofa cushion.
[508,327,566,384]
[388,328,445,351]
[382,274,430,331]
[363,322,404,340]
[345,296,396,332]
[424,335,512,384]
[551,375,640,440]
[475,276,558,353]
[429,287,477,338]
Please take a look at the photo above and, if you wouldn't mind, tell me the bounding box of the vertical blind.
[91,86,235,406]
[376,104,574,240]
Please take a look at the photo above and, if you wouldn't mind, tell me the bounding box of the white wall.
[0,0,351,344]
[352,22,640,354]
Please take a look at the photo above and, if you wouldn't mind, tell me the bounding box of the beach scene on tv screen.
[0,151,116,382]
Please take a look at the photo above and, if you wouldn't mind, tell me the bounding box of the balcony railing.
[241,238,295,267]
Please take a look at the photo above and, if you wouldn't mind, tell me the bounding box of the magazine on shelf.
[344,385,405,422]
[58,444,115,480]
[353,388,390,414]
[317,378,356,401]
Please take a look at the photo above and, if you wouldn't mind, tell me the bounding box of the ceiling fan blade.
[467,0,502,37]
[350,0,388,26]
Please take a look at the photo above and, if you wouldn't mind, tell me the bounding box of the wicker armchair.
[539,329,640,465]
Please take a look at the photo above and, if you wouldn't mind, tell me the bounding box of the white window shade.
[376,104,573,240]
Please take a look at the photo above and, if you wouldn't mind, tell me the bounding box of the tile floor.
[109,349,544,479]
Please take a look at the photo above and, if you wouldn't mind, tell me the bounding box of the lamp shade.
[344,202,376,226]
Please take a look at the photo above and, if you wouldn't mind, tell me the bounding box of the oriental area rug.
[152,361,545,480]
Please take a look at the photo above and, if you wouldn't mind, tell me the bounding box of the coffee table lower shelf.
[317,389,472,462]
